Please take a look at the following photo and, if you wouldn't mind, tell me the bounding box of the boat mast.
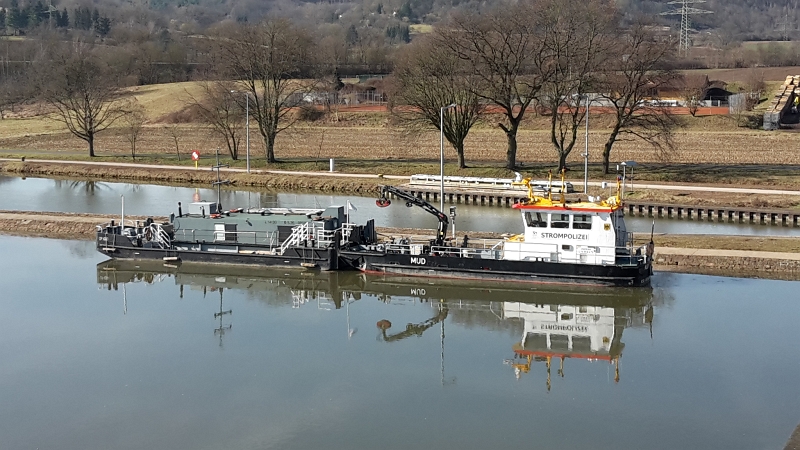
[211,148,230,213]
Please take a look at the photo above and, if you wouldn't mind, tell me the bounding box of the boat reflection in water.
[96,260,655,386]
[503,299,652,390]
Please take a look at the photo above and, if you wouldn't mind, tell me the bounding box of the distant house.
[655,74,733,106]
[703,82,735,106]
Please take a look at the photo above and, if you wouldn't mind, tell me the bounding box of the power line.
[660,0,713,56]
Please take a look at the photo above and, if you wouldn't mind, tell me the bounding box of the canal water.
[2,175,799,236]
[2,234,799,450]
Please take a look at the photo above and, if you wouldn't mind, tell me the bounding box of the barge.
[95,155,375,271]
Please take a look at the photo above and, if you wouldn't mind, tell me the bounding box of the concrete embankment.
[2,210,800,280]
[654,247,800,280]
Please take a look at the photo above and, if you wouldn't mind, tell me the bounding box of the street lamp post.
[583,95,592,195]
[440,103,456,212]
[245,93,250,174]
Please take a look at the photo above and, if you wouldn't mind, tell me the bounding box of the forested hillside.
[0,0,796,43]
[0,0,795,104]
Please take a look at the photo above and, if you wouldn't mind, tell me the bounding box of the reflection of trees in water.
[61,240,96,259]
[53,179,109,194]
[213,189,281,209]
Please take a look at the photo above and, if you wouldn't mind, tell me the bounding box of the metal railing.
[148,223,172,249]
[170,221,355,254]
[374,237,648,267]
[280,222,311,255]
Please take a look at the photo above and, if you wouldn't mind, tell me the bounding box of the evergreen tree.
[74,7,91,30]
[95,16,110,36]
[345,24,358,45]
[8,0,27,32]
[29,2,46,27]
[397,2,413,20]
[57,8,69,28]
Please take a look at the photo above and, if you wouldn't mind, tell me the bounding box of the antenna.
[660,0,713,56]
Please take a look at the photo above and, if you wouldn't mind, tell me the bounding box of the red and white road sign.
[191,151,200,161]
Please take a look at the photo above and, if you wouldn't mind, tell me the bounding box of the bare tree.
[682,74,708,117]
[597,23,681,173]
[434,3,549,169]
[0,76,28,120]
[539,0,617,172]
[165,124,182,161]
[40,42,124,157]
[743,68,767,100]
[187,81,243,160]
[389,36,486,169]
[121,99,146,160]
[214,18,314,163]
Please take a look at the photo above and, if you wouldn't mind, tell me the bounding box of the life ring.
[210,213,221,219]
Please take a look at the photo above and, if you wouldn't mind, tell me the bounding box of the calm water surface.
[1,175,798,236]
[1,235,800,450]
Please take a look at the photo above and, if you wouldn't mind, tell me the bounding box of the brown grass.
[3,81,800,187]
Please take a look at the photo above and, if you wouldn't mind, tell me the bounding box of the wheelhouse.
[502,180,634,266]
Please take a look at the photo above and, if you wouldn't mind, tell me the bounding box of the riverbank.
[3,210,799,280]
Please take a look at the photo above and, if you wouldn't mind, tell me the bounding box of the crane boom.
[378,306,449,342]
[377,185,449,247]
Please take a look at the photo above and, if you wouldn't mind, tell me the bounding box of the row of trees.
[392,0,679,172]
[40,0,679,173]
[2,1,112,36]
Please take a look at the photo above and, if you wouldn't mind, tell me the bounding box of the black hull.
[340,250,651,287]
[97,232,338,271]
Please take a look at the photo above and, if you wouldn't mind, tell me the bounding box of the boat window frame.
[551,213,570,229]
[573,214,592,230]
[524,212,548,228]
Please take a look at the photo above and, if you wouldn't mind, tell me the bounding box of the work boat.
[340,179,653,287]
[96,155,373,270]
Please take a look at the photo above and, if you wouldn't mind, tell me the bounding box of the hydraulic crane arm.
[378,306,449,342]
[376,185,449,247]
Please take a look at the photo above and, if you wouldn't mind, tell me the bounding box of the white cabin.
[502,194,629,265]
[503,302,616,359]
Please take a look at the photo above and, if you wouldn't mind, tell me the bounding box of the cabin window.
[550,335,569,351]
[561,245,573,251]
[525,212,548,228]
[573,214,592,230]
[572,336,592,352]
[551,214,570,229]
